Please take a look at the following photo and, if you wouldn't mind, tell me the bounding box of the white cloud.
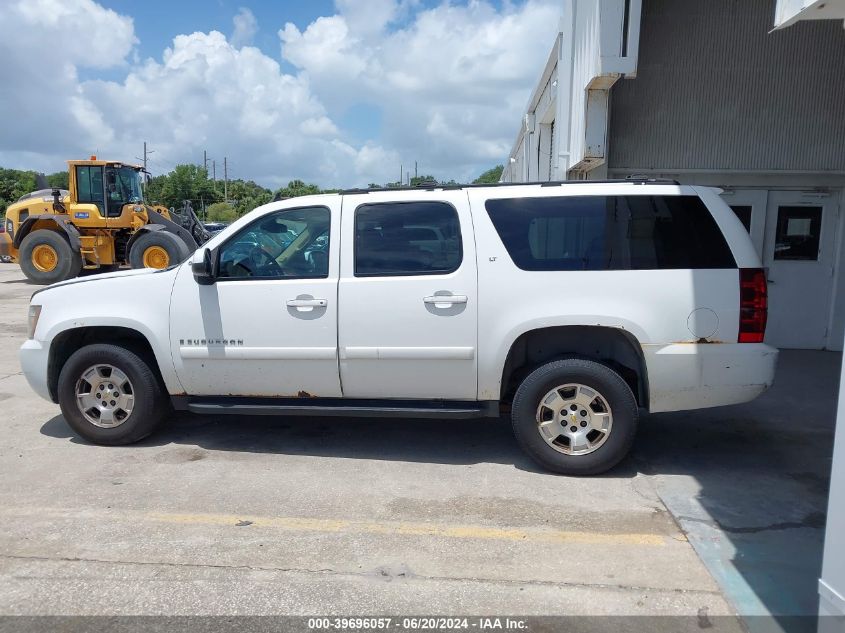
[0,0,136,165]
[230,7,258,48]
[280,17,368,79]
[0,0,561,187]
[334,0,402,36]
[281,0,561,182]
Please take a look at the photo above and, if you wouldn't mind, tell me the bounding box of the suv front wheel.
[511,359,638,475]
[57,343,170,445]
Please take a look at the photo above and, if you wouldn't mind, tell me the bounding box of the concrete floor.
[0,265,836,628]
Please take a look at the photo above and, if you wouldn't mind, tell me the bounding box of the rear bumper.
[643,343,778,413]
[19,339,53,402]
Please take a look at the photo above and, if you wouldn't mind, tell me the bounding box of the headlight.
[5,219,12,238]
[27,305,42,339]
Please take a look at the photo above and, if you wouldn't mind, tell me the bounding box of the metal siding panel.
[608,0,845,171]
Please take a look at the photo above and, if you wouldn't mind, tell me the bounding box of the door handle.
[423,295,468,305]
[286,298,327,308]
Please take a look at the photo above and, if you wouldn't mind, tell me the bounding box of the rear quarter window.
[485,195,736,271]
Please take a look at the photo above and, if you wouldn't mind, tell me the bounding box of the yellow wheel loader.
[2,158,209,284]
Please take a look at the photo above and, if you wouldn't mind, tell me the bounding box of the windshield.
[106,167,144,205]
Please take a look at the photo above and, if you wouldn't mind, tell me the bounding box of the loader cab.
[70,160,144,221]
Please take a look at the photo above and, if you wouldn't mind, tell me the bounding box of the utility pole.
[415,161,418,179]
[212,159,217,191]
[141,141,154,172]
[223,157,228,202]
[203,150,208,174]
[400,164,403,186]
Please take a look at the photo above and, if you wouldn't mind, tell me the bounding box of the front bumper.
[643,342,779,413]
[19,339,53,402]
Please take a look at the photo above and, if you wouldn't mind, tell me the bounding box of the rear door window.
[354,201,462,276]
[485,195,736,271]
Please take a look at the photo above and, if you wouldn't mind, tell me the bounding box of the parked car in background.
[0,222,12,262]
[203,222,229,235]
[19,179,777,475]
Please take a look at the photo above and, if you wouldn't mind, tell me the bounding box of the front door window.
[217,206,330,279]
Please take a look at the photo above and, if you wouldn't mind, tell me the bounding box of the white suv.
[19,180,778,475]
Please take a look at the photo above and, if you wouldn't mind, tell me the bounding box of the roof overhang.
[773,0,845,29]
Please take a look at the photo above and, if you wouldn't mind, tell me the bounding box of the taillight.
[739,268,767,343]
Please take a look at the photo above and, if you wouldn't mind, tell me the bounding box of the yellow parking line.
[147,512,667,546]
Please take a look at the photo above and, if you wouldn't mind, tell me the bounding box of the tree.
[157,164,219,209]
[0,168,37,214]
[228,179,272,216]
[47,171,69,189]
[273,179,322,199]
[206,202,238,223]
[472,165,504,184]
[410,175,437,186]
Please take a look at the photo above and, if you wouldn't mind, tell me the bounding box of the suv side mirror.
[192,248,215,285]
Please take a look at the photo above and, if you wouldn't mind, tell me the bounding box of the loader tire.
[129,231,191,270]
[19,229,82,285]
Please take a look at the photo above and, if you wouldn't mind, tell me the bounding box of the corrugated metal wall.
[607,0,845,172]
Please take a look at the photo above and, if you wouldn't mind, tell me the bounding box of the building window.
[774,206,822,261]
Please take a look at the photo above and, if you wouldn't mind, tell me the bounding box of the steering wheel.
[247,246,283,276]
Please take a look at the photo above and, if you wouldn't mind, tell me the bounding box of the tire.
[57,343,170,445]
[19,229,82,284]
[511,359,638,475]
[128,231,190,270]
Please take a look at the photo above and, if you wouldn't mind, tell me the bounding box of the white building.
[501,0,845,352]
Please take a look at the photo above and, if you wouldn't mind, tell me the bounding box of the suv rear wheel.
[511,359,638,475]
[57,343,170,445]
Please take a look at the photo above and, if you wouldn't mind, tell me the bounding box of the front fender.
[42,316,183,396]
[30,267,183,395]
[13,215,81,250]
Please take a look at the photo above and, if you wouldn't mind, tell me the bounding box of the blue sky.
[106,0,336,65]
[0,0,560,188]
[112,0,514,63]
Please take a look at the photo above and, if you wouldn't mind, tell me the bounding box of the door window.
[773,206,822,261]
[217,206,330,279]
[354,201,462,276]
[75,166,105,214]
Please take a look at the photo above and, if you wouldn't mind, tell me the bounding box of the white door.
[763,191,839,349]
[170,201,342,396]
[338,191,478,399]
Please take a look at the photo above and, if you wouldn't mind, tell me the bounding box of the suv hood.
[32,266,176,297]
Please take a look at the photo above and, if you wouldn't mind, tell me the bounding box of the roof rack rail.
[338,177,680,195]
